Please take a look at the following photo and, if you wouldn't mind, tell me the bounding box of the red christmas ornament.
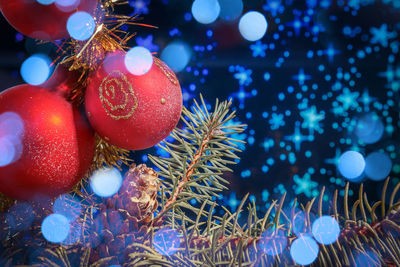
[85,50,182,150]
[0,0,98,41]
[0,66,95,201]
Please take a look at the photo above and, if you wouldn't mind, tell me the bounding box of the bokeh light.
[355,113,384,144]
[239,11,268,41]
[37,0,55,5]
[0,138,15,167]
[338,151,365,180]
[90,167,122,197]
[161,42,191,72]
[53,194,82,221]
[259,229,287,256]
[55,0,80,12]
[0,112,24,137]
[292,211,312,236]
[290,235,319,265]
[153,227,181,256]
[124,46,153,76]
[312,216,340,245]
[0,112,24,167]
[218,0,243,21]
[67,11,96,41]
[191,0,221,24]
[41,214,70,243]
[6,202,34,231]
[62,221,81,245]
[354,250,380,266]
[20,54,51,85]
[55,0,78,6]
[365,152,392,181]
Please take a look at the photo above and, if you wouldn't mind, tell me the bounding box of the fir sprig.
[149,95,246,227]
[32,178,400,266]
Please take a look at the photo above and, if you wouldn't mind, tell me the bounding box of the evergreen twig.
[150,95,246,227]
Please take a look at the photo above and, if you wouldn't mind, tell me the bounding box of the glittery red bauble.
[0,0,97,41]
[0,73,95,200]
[85,50,182,150]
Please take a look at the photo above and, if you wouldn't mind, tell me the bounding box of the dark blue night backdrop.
[1,0,400,215]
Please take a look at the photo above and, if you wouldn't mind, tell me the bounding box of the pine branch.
[6,177,400,266]
[149,95,246,226]
[162,178,400,266]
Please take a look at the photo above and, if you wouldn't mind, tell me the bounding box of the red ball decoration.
[0,70,95,201]
[85,50,183,150]
[0,0,97,41]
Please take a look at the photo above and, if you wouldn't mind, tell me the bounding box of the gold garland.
[59,1,156,172]
[91,133,132,171]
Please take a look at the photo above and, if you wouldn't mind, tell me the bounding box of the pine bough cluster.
[1,96,400,266]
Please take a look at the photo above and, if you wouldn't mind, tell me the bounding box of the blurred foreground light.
[0,112,24,138]
[125,46,153,75]
[20,54,51,85]
[312,216,340,245]
[67,11,95,41]
[355,113,384,144]
[0,112,24,167]
[259,229,287,256]
[355,250,380,265]
[53,194,82,221]
[292,211,309,236]
[41,214,70,243]
[56,0,80,12]
[6,202,34,231]
[239,11,268,41]
[0,138,15,167]
[365,152,392,181]
[56,0,79,6]
[154,227,181,256]
[90,168,122,197]
[290,235,319,265]
[191,0,221,24]
[218,0,243,21]
[338,151,365,180]
[161,42,191,72]
[37,0,55,5]
[62,221,81,245]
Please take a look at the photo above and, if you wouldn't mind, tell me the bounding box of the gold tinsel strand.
[61,0,156,73]
[91,133,132,171]
[55,0,156,170]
